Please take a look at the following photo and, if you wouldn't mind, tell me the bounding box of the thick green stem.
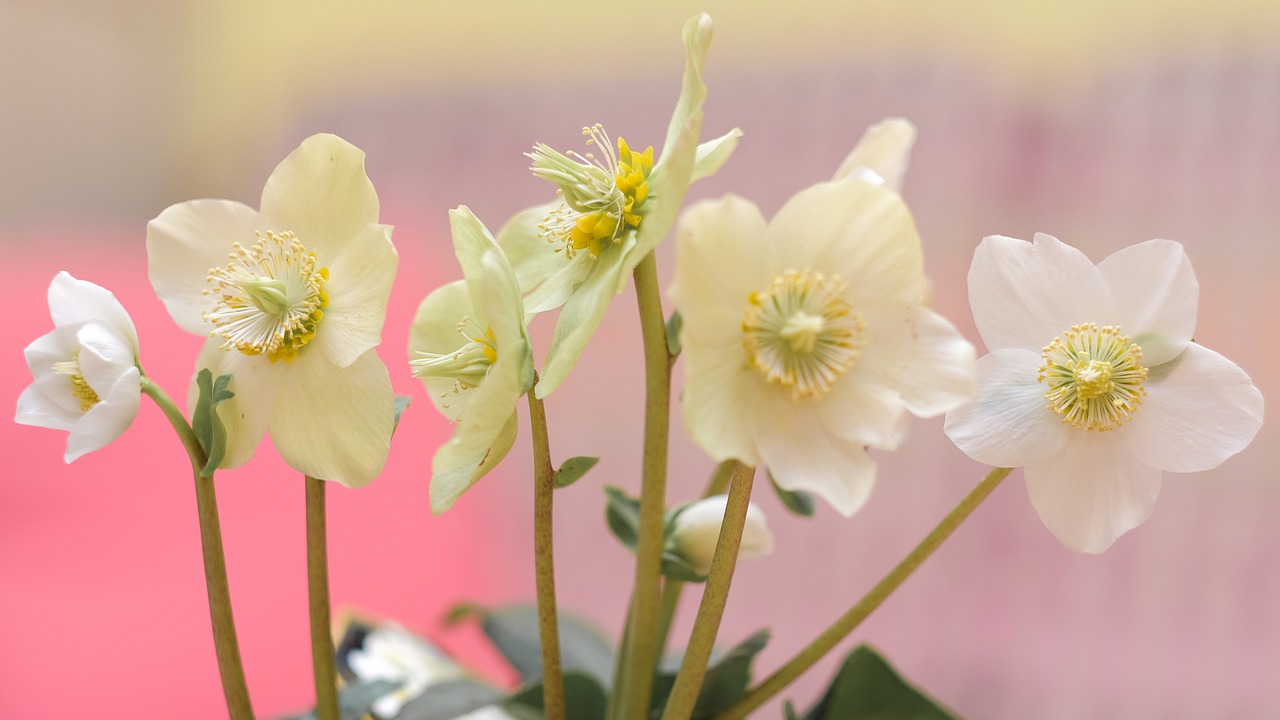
[306,476,339,720]
[713,467,1013,719]
[141,378,254,720]
[618,251,673,720]
[659,462,756,720]
[528,386,566,720]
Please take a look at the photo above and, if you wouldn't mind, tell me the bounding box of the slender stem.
[618,251,674,720]
[605,596,635,720]
[713,467,1013,720]
[528,385,566,720]
[659,462,757,720]
[140,378,254,720]
[306,476,339,720]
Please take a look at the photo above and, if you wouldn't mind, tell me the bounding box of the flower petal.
[832,118,917,192]
[409,281,475,422]
[314,222,398,368]
[64,366,140,462]
[258,134,381,260]
[48,272,139,355]
[671,494,775,575]
[630,111,702,275]
[682,341,762,466]
[1123,342,1263,473]
[817,372,907,451]
[660,13,713,171]
[15,383,76,431]
[968,233,1110,352]
[191,340,275,470]
[147,199,263,335]
[1024,431,1162,553]
[1097,239,1197,366]
[496,202,567,297]
[431,413,518,516]
[944,348,1071,467]
[75,323,137,395]
[690,128,743,183]
[450,207,527,349]
[857,303,975,417]
[23,325,88,416]
[535,251,626,398]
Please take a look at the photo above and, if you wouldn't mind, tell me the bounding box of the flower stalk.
[306,475,339,720]
[528,383,566,720]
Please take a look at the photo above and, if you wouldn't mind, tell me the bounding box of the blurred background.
[3,0,1279,718]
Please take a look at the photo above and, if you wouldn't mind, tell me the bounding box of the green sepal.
[555,456,600,489]
[606,487,711,583]
[795,645,958,720]
[666,310,683,357]
[392,395,412,437]
[505,671,608,720]
[769,470,816,517]
[277,680,400,720]
[191,369,234,478]
[650,630,770,719]
[448,603,615,691]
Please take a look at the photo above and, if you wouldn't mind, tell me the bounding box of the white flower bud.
[671,494,775,575]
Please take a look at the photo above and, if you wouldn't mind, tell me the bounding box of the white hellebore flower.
[670,494,775,575]
[410,207,535,515]
[497,13,742,398]
[146,134,397,488]
[945,234,1263,553]
[16,272,141,462]
[346,622,466,719]
[672,172,975,516]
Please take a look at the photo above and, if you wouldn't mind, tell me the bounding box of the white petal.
[817,373,907,451]
[15,383,76,431]
[857,303,975,417]
[268,349,394,488]
[64,367,140,462]
[690,128,743,183]
[535,251,626,398]
[1123,342,1263,473]
[682,341,762,466]
[147,198,263,335]
[258,134,381,260]
[451,208,528,353]
[24,325,88,416]
[630,111,702,273]
[431,412,519,516]
[47,272,139,355]
[671,494,775,575]
[968,233,1110,351]
[832,118,917,192]
[191,340,275,470]
[76,323,137,395]
[660,13,713,172]
[1097,239,1197,366]
[944,348,1071,467]
[314,222,398,368]
[1024,432,1162,554]
[408,281,475,422]
[496,202,565,296]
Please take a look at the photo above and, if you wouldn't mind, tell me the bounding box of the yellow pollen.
[410,317,500,414]
[1038,323,1148,431]
[52,351,100,412]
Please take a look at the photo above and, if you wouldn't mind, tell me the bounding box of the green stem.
[140,378,254,720]
[528,385,566,720]
[306,475,339,720]
[605,596,635,720]
[618,251,673,720]
[659,462,756,720]
[713,466,1013,720]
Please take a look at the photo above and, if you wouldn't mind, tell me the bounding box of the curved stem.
[528,385,566,720]
[140,377,254,720]
[306,476,339,720]
[659,462,756,720]
[713,467,1013,720]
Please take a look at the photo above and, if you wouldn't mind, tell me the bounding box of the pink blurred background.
[3,1,1279,718]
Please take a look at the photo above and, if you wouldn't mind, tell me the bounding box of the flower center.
[204,231,329,363]
[529,124,653,259]
[1038,323,1148,431]
[52,350,100,412]
[742,270,864,399]
[410,316,499,408]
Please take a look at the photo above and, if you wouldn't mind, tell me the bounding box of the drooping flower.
[945,234,1263,553]
[146,134,397,488]
[409,207,535,514]
[672,172,975,516]
[669,494,775,575]
[497,13,742,398]
[16,272,141,462]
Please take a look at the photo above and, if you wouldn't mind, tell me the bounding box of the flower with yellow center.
[672,169,975,516]
[945,234,1264,553]
[497,13,743,398]
[146,134,398,488]
[16,272,142,462]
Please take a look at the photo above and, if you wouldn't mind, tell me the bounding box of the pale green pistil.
[237,273,291,315]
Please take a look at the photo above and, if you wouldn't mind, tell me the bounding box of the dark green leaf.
[769,471,815,517]
[555,456,600,489]
[392,395,412,436]
[783,700,801,720]
[666,310,683,357]
[799,645,959,720]
[605,486,642,551]
[191,369,235,477]
[457,605,616,690]
[395,679,506,720]
[660,550,707,583]
[277,680,400,720]
[505,671,608,720]
[651,630,770,719]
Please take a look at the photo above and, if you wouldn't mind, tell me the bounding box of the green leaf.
[666,310,683,357]
[604,486,642,551]
[651,630,770,719]
[456,604,616,691]
[505,671,608,720]
[190,369,235,477]
[395,679,506,720]
[660,550,707,583]
[769,470,815,518]
[555,456,600,489]
[278,680,400,720]
[798,645,959,720]
[392,394,412,437]
[783,700,802,720]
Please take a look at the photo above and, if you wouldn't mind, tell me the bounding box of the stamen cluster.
[410,316,499,412]
[52,350,101,411]
[1038,323,1148,430]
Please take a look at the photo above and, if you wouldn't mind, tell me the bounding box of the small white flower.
[346,622,464,719]
[16,272,141,462]
[670,494,775,575]
[944,234,1264,553]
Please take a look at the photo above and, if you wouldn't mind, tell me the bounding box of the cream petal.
[671,495,775,575]
[690,128,743,183]
[817,372,907,451]
[630,112,702,273]
[682,341,762,466]
[24,325,89,416]
[660,13,713,171]
[258,134,381,260]
[968,233,1110,352]
[268,349,393,489]
[48,272,139,354]
[832,118,917,192]
[314,222,398,368]
[944,348,1071,467]
[147,198,263,336]
[76,323,137,395]
[408,281,475,422]
[1097,239,1197,366]
[191,340,275,470]
[431,413,518,516]
[857,303,975,417]
[1024,432,1162,554]
[1123,342,1263,473]
[64,367,140,463]
[496,202,566,297]
[450,208,527,350]
[535,251,626,398]
[15,383,77,431]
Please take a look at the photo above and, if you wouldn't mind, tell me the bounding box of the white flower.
[346,622,465,719]
[146,134,397,488]
[670,494,775,575]
[16,272,141,462]
[672,175,975,516]
[410,208,535,514]
[944,234,1264,553]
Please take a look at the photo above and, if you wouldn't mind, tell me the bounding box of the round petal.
[48,272,139,355]
[267,348,394,489]
[258,134,381,261]
[431,413,518,516]
[496,201,573,300]
[314,222,398,368]
[23,324,90,417]
[1123,342,1263,473]
[968,233,1110,352]
[682,341,763,466]
[832,117,917,192]
[816,373,907,451]
[191,340,276,470]
[1024,432,1162,554]
[944,348,1071,467]
[409,281,475,422]
[147,198,263,335]
[76,323,138,395]
[15,383,76,431]
[856,302,975,417]
[1097,239,1197,366]
[64,366,140,463]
